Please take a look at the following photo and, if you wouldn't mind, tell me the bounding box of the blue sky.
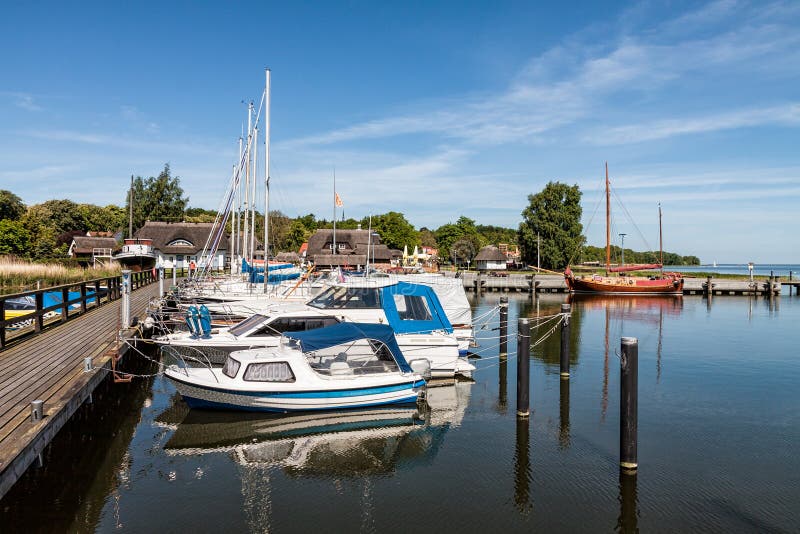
[1,1,798,263]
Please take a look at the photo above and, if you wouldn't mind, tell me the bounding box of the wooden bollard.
[516,318,531,417]
[560,303,571,378]
[705,275,713,297]
[499,297,509,357]
[620,337,638,473]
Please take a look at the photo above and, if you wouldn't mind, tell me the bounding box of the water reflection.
[157,381,473,476]
[514,417,531,514]
[616,471,639,534]
[559,378,570,449]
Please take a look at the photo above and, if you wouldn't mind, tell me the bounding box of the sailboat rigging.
[564,163,683,295]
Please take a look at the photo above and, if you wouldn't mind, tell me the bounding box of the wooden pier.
[0,275,160,500]
[458,272,786,296]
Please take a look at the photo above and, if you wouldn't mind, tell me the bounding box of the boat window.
[229,314,270,336]
[307,287,381,309]
[393,295,433,321]
[243,362,295,382]
[222,357,241,378]
[250,316,339,336]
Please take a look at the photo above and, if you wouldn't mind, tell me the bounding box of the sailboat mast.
[659,203,664,275]
[263,69,271,293]
[128,175,134,238]
[251,127,258,266]
[605,162,611,273]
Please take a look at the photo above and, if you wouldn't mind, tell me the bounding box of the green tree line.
[1,166,698,266]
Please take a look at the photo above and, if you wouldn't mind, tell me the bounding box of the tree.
[518,181,583,270]
[36,199,86,234]
[126,164,188,233]
[434,216,483,263]
[78,203,127,232]
[0,219,31,254]
[419,227,437,248]
[0,190,25,221]
[364,212,418,250]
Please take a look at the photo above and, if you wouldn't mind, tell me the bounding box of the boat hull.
[167,372,424,413]
[566,275,684,295]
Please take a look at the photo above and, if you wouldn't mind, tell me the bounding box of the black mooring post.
[560,303,571,378]
[620,337,638,473]
[516,318,531,417]
[499,297,509,357]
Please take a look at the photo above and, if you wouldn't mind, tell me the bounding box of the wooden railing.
[0,270,157,350]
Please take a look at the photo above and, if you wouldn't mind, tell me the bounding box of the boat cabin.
[228,313,340,338]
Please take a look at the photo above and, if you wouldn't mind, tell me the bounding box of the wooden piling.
[560,303,571,378]
[706,275,713,297]
[516,318,531,417]
[620,337,638,473]
[499,297,509,357]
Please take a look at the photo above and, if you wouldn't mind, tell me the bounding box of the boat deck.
[0,282,160,500]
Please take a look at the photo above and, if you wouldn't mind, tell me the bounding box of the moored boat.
[565,163,684,295]
[164,322,427,412]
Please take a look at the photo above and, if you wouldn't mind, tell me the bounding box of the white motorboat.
[160,281,475,378]
[164,323,428,412]
[114,238,156,271]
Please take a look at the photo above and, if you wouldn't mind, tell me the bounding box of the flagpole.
[333,168,337,256]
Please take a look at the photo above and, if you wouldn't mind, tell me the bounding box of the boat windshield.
[307,286,382,309]
[306,338,401,376]
[229,314,270,336]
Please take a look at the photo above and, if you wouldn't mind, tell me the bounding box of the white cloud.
[589,103,800,145]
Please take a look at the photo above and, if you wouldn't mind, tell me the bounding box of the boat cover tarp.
[284,323,412,373]
[241,259,294,273]
[248,271,302,284]
[395,274,472,326]
[380,282,453,335]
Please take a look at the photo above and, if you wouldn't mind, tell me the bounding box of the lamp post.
[619,233,627,267]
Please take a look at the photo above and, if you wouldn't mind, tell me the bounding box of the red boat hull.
[565,274,684,295]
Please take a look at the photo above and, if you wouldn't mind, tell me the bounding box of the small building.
[306,229,395,269]
[475,245,508,271]
[134,221,230,270]
[68,235,118,266]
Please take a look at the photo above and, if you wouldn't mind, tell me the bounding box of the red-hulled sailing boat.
[564,164,683,295]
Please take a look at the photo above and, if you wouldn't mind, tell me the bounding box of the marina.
[0,290,796,532]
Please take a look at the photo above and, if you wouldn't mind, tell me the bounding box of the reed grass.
[0,256,122,290]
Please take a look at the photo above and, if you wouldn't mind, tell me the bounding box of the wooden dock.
[0,279,160,500]
[458,272,786,296]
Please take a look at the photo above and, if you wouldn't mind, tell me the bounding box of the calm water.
[2,293,798,533]
[665,263,800,277]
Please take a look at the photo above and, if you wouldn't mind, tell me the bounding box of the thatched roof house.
[475,245,508,270]
[306,229,396,268]
[134,221,231,269]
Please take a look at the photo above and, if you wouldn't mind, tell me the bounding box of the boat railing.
[160,344,220,382]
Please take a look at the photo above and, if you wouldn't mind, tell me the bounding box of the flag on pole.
[335,192,344,207]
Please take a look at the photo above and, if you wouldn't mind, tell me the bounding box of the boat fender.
[628,279,635,286]
[199,305,212,338]
[186,306,200,337]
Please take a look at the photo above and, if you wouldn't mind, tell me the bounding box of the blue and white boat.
[164,323,428,412]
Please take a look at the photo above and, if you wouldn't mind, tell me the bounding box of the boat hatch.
[229,314,270,336]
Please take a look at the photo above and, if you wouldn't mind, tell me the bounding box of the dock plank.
[0,282,160,500]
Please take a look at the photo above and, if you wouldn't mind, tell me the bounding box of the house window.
[168,239,193,247]
[338,243,346,250]
[243,362,295,382]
